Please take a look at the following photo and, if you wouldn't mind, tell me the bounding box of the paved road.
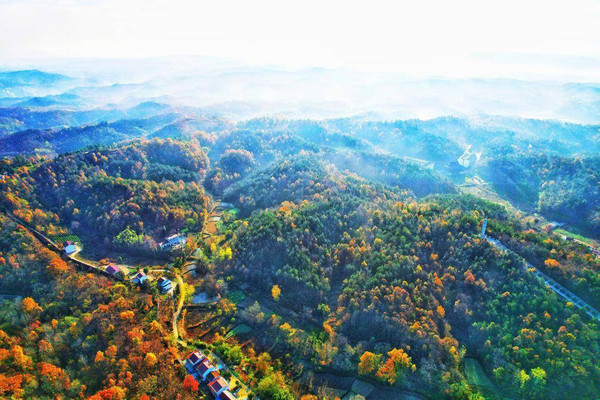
[484,234,600,321]
[1,208,121,278]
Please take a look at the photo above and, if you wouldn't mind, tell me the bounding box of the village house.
[132,270,148,285]
[458,150,475,168]
[217,201,235,210]
[547,221,565,230]
[184,351,237,399]
[105,265,121,276]
[205,369,220,383]
[62,241,77,255]
[196,358,217,381]
[218,390,237,400]
[208,376,229,398]
[185,350,206,374]
[160,234,186,250]
[157,276,173,293]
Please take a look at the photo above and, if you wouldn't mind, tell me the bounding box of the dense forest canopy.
[1,92,600,400]
[0,139,211,254]
[223,170,600,399]
[482,152,600,234]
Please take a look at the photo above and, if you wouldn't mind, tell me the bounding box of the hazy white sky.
[1,0,600,80]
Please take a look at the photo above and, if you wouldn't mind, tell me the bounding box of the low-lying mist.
[2,56,600,123]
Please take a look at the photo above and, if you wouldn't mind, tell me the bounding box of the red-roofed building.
[185,350,206,373]
[218,390,237,400]
[205,369,220,383]
[196,358,216,381]
[208,376,229,398]
[105,265,120,275]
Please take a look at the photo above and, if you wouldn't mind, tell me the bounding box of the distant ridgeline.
[0,72,600,399]
[1,99,599,236]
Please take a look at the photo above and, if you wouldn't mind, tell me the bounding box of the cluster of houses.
[185,351,238,400]
[61,239,175,292]
[59,239,179,296]
[103,265,173,293]
[160,234,187,250]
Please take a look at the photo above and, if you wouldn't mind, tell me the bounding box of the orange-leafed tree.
[271,284,281,301]
[375,348,413,385]
[22,297,42,315]
[0,374,23,397]
[87,386,126,400]
[358,351,381,375]
[144,353,157,368]
[47,256,69,275]
[182,375,199,392]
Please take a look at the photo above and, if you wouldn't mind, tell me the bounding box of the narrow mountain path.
[172,273,185,341]
[171,194,223,342]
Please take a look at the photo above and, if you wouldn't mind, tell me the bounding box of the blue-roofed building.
[160,234,187,250]
[157,277,173,293]
[63,241,77,255]
[132,271,149,285]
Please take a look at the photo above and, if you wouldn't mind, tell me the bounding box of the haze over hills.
[3,64,600,122]
[1,60,600,400]
[1,67,599,237]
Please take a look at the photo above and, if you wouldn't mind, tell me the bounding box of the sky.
[1,0,600,81]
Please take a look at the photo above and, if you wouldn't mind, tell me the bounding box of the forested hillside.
[3,104,598,235]
[0,115,179,155]
[1,98,600,399]
[218,169,600,399]
[0,214,190,399]
[0,139,210,253]
[482,152,600,235]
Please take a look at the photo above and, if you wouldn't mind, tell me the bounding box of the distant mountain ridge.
[3,66,600,122]
[0,113,180,155]
[0,69,70,89]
